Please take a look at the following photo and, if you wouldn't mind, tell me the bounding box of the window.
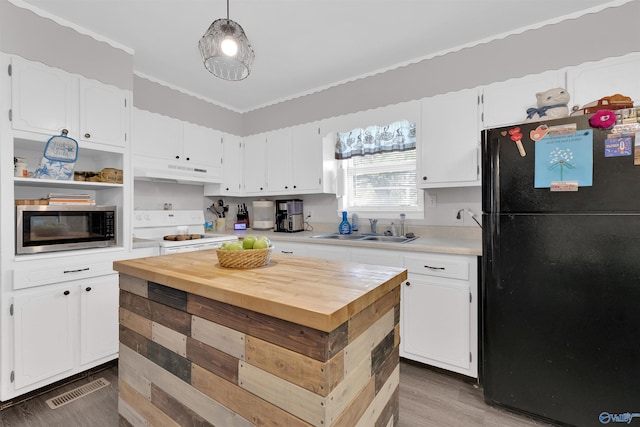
[340,148,423,218]
[336,120,422,218]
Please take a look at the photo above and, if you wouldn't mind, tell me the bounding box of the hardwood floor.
[1,360,558,427]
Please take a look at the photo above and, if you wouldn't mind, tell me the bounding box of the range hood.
[133,155,222,185]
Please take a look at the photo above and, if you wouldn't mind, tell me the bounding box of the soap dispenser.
[339,211,351,234]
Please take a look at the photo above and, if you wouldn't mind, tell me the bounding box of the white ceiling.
[19,0,621,113]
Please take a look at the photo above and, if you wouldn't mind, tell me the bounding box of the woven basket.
[216,247,273,269]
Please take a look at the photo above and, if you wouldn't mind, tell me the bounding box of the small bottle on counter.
[351,213,359,234]
[339,211,352,234]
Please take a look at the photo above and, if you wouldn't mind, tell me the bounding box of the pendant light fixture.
[198,0,255,81]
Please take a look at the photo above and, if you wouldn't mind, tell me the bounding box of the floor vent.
[46,377,110,409]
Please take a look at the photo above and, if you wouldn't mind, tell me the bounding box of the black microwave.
[16,205,117,254]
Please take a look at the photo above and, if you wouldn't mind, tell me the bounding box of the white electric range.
[133,210,237,255]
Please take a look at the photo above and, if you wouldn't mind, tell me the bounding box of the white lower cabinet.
[401,253,478,378]
[11,274,119,394]
[271,240,308,256]
[305,245,349,261]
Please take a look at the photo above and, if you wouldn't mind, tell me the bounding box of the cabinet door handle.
[63,267,90,274]
[186,157,190,161]
[84,133,91,138]
[405,281,411,286]
[85,287,92,292]
[424,265,445,270]
[63,290,70,296]
[422,176,428,181]
[175,155,180,159]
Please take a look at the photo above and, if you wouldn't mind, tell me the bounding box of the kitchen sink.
[310,233,365,240]
[310,233,417,244]
[360,235,416,243]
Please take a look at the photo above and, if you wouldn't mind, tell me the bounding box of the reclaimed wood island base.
[113,250,407,427]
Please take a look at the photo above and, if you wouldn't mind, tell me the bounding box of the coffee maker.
[275,199,304,232]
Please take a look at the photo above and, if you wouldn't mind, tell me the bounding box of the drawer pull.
[281,251,294,254]
[424,265,445,270]
[85,287,92,292]
[63,290,70,296]
[63,267,90,274]
[405,281,411,286]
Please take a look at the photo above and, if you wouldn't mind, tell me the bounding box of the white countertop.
[133,224,482,256]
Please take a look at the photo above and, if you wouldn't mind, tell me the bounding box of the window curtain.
[335,120,416,160]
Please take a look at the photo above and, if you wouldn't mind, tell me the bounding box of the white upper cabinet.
[291,124,324,193]
[79,79,128,147]
[481,70,566,129]
[132,108,222,183]
[132,107,181,159]
[10,56,75,138]
[566,53,640,110]
[243,133,268,195]
[265,128,292,193]
[10,56,128,149]
[419,88,481,188]
[183,121,223,170]
[221,133,243,195]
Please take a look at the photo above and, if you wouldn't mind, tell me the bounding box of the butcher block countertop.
[113,250,407,332]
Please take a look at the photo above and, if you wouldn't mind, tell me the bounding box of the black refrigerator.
[481,113,640,427]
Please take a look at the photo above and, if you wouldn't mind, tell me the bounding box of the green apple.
[242,235,258,249]
[225,242,244,251]
[253,236,271,249]
[220,241,234,250]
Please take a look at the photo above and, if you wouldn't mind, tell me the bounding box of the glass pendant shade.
[199,18,255,81]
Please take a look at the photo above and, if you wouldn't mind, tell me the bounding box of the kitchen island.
[113,250,407,427]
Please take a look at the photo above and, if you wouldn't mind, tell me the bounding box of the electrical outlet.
[425,193,437,208]
[453,208,464,223]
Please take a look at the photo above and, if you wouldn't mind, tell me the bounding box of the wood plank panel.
[119,356,152,400]
[119,274,148,298]
[147,341,191,383]
[191,315,245,360]
[119,307,152,339]
[120,344,254,427]
[354,366,400,427]
[375,347,400,396]
[120,290,152,319]
[374,387,400,427]
[148,281,187,311]
[119,325,149,357]
[148,298,191,336]
[119,378,181,427]
[150,383,215,427]
[371,332,395,375]
[330,378,375,427]
[186,337,239,384]
[118,397,148,427]
[189,294,333,361]
[191,363,313,427]
[325,355,373,425]
[245,335,342,396]
[344,309,394,376]
[238,361,325,426]
[151,321,187,358]
[348,287,399,342]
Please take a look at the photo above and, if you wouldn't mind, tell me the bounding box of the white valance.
[335,120,416,160]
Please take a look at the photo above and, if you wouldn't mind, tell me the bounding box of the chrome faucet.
[369,218,378,235]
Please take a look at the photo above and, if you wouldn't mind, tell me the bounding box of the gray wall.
[2,0,638,137]
[133,75,244,135]
[0,0,133,90]
[243,1,640,135]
